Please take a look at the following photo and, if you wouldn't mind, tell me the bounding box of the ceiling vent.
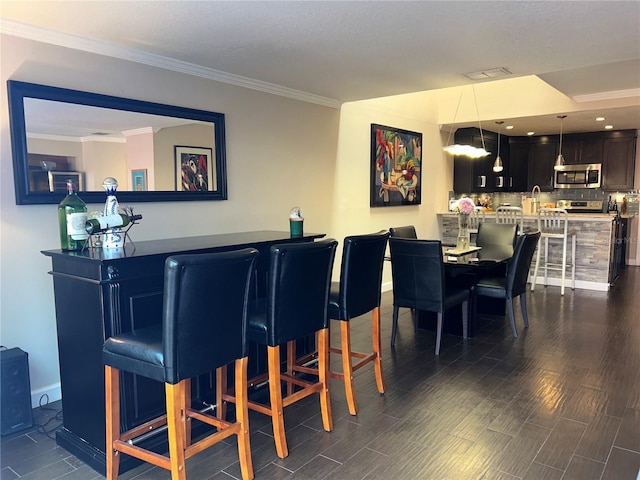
[463,67,512,81]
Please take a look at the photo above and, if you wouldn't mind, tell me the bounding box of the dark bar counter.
[41,231,324,475]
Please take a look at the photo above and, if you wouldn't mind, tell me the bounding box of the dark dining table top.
[443,244,513,267]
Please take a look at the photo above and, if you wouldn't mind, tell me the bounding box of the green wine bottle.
[85,214,142,235]
[58,179,88,251]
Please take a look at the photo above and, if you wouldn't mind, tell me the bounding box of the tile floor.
[2,267,640,479]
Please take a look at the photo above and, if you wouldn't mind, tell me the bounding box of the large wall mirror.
[8,80,227,205]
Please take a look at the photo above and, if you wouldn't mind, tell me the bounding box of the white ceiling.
[2,0,639,136]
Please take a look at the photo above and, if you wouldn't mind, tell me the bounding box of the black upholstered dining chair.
[475,222,518,248]
[473,231,541,337]
[388,238,469,355]
[226,239,338,459]
[102,249,258,480]
[390,225,418,239]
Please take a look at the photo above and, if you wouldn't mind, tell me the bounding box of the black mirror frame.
[8,80,227,205]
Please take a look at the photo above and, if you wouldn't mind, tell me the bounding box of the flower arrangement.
[453,197,475,215]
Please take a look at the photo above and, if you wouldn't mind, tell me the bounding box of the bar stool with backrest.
[225,239,338,459]
[495,206,524,234]
[102,249,259,480]
[474,231,541,337]
[388,238,469,354]
[531,207,576,295]
[299,231,389,416]
[469,206,486,235]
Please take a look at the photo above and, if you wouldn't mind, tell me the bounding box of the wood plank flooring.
[2,267,640,479]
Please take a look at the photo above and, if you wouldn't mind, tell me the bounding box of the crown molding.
[1,19,341,109]
[573,88,640,103]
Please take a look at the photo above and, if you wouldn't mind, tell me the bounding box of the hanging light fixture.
[554,115,567,170]
[443,85,490,158]
[493,121,504,172]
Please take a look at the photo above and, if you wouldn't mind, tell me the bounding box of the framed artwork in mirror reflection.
[131,169,147,192]
[175,146,215,192]
[370,124,422,207]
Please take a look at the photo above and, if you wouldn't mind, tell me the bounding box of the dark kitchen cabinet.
[453,127,499,193]
[527,136,557,190]
[41,231,324,475]
[561,134,603,165]
[602,130,637,191]
[507,137,529,191]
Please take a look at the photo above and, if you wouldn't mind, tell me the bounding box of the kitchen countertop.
[438,212,623,221]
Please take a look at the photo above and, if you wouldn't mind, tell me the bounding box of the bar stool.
[326,230,390,415]
[103,249,258,480]
[496,206,524,234]
[225,239,338,459]
[531,207,576,295]
[469,206,485,235]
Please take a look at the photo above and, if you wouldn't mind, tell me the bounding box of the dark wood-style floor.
[2,267,640,480]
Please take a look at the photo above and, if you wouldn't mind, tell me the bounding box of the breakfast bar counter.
[438,213,620,291]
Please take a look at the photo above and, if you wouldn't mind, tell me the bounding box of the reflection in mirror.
[8,81,227,205]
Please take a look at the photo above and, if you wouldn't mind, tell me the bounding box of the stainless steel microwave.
[554,163,601,189]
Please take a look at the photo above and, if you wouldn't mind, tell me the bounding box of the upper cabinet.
[453,127,498,193]
[561,133,603,165]
[602,130,637,191]
[527,136,557,191]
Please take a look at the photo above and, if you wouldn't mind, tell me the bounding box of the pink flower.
[454,197,475,215]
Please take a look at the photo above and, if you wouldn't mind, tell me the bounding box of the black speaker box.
[1,348,33,436]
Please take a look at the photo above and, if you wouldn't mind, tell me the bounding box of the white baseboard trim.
[529,276,610,292]
[31,384,62,409]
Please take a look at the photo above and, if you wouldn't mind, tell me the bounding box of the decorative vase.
[102,177,124,249]
[456,214,470,250]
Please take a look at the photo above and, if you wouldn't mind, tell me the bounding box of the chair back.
[388,238,446,313]
[468,206,485,234]
[506,231,541,298]
[163,248,258,384]
[496,206,524,233]
[266,239,338,346]
[476,222,518,248]
[332,230,390,319]
[389,225,417,239]
[537,208,569,237]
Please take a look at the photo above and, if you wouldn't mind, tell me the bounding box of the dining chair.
[226,239,338,459]
[473,231,541,337]
[495,206,524,234]
[388,238,469,355]
[530,208,576,295]
[103,249,259,480]
[390,225,417,239]
[475,222,518,249]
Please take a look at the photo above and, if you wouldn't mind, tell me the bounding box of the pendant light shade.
[443,85,490,158]
[554,115,567,170]
[493,121,504,172]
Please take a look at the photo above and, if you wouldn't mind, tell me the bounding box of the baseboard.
[31,383,61,409]
[529,276,610,292]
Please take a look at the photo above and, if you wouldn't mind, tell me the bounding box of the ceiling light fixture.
[554,115,567,170]
[443,85,490,158]
[605,125,613,129]
[506,125,514,130]
[493,121,504,172]
[596,117,605,122]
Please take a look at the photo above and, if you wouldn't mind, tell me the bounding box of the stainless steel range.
[555,200,604,213]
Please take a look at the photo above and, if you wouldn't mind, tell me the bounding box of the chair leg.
[506,297,518,337]
[531,240,541,291]
[267,345,288,458]
[571,234,576,290]
[286,340,296,397]
[461,300,468,340]
[234,357,254,480]
[544,237,549,287]
[435,312,443,355]
[317,328,333,432]
[520,293,529,328]
[340,320,358,415]
[561,235,567,295]
[216,365,227,422]
[105,365,121,480]
[183,378,191,448]
[371,307,384,394]
[391,305,399,347]
[165,382,187,480]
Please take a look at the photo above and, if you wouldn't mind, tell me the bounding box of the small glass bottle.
[57,179,88,251]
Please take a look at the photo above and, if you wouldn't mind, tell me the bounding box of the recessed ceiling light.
[506,125,514,130]
[604,125,613,129]
[596,117,605,122]
[527,131,535,136]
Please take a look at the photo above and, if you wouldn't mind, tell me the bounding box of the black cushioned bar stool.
[103,249,258,480]
[224,239,338,459]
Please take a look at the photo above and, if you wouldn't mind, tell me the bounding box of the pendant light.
[493,121,504,172]
[443,85,490,158]
[554,115,567,170]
